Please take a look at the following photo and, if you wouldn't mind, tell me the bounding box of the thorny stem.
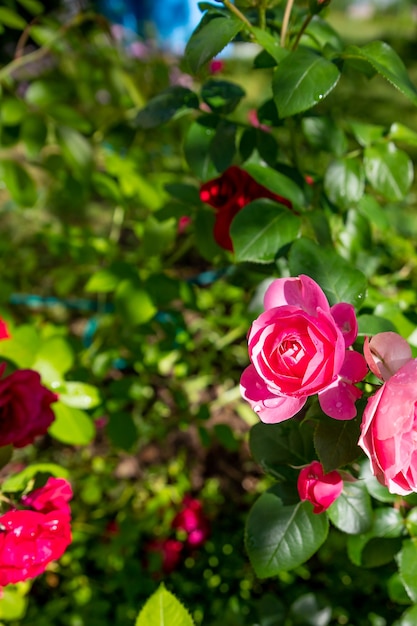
[292,12,313,50]
[280,0,296,47]
[221,0,253,29]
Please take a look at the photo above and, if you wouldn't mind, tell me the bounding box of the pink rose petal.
[364,332,412,381]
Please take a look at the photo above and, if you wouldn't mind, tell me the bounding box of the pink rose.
[297,461,343,514]
[359,357,417,495]
[0,366,57,448]
[22,478,73,517]
[240,275,367,422]
[171,496,210,549]
[0,509,72,586]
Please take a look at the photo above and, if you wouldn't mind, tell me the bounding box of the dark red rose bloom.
[199,166,292,251]
[171,496,210,549]
[0,366,57,448]
[147,538,183,574]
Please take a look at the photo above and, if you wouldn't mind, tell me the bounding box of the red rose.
[22,478,73,517]
[200,166,292,251]
[0,366,57,448]
[147,538,183,574]
[0,509,72,586]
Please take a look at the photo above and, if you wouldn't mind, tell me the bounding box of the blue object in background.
[97,0,201,52]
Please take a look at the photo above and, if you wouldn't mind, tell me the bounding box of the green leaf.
[2,462,69,493]
[244,164,305,208]
[246,494,328,577]
[0,160,37,207]
[49,402,95,445]
[183,119,218,180]
[0,7,26,29]
[115,279,157,326]
[347,507,404,567]
[302,116,347,156]
[201,79,245,114]
[32,336,74,384]
[0,324,40,368]
[357,314,397,336]
[249,421,316,478]
[185,15,242,73]
[314,418,361,473]
[357,194,390,231]
[209,120,237,172]
[52,382,101,410]
[288,238,367,307]
[343,41,417,107]
[17,0,44,14]
[364,142,413,201]
[20,114,48,158]
[389,122,417,147]
[397,539,417,603]
[142,216,177,258]
[327,480,372,535]
[349,120,385,147]
[0,586,28,620]
[250,27,289,64]
[136,583,195,626]
[231,199,301,263]
[359,459,397,503]
[194,207,221,261]
[388,573,412,606]
[134,87,199,129]
[56,126,93,175]
[273,48,340,118]
[324,158,365,209]
[107,411,138,451]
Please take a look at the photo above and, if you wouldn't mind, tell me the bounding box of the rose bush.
[297,461,343,514]
[0,509,72,586]
[240,275,367,422]
[0,366,57,448]
[199,166,292,251]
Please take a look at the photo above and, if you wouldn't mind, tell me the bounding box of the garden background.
[1,0,417,625]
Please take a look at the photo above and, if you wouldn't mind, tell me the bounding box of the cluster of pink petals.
[359,332,417,495]
[0,478,73,587]
[297,461,343,514]
[240,275,367,423]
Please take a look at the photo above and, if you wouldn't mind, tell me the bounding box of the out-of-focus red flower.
[200,166,293,251]
[209,59,224,74]
[0,320,10,340]
[247,109,271,133]
[0,509,72,586]
[22,477,73,517]
[0,366,57,448]
[178,216,192,234]
[172,496,210,549]
[147,538,183,574]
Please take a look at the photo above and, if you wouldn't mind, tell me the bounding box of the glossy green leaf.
[314,418,361,473]
[0,586,28,620]
[393,605,417,626]
[32,336,74,384]
[302,116,347,156]
[49,402,95,445]
[273,48,340,118]
[397,539,417,603]
[327,481,372,535]
[0,160,37,207]
[349,120,385,147]
[357,314,397,336]
[2,463,69,492]
[57,126,93,175]
[244,164,305,208]
[249,421,315,478]
[389,122,417,147]
[134,87,198,129]
[250,27,288,64]
[17,0,44,14]
[201,79,245,114]
[52,382,101,410]
[288,238,367,307]
[231,199,301,264]
[343,41,417,106]
[0,324,40,368]
[209,120,237,172]
[359,459,397,503]
[136,584,195,626]
[246,494,328,577]
[185,15,242,73]
[324,158,365,209]
[364,142,413,201]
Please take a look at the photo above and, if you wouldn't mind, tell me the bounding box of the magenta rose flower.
[171,496,210,549]
[0,509,72,586]
[359,356,417,495]
[297,461,343,514]
[0,367,57,448]
[240,275,367,423]
[22,478,73,517]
